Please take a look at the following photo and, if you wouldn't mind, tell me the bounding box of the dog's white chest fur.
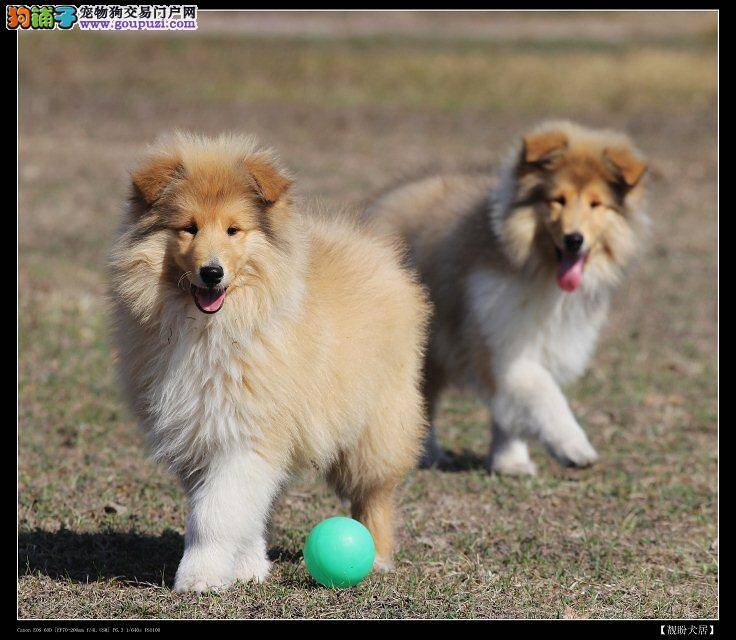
[141,313,256,470]
[466,268,610,386]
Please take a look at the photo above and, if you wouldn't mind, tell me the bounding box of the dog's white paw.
[487,435,537,476]
[234,548,271,584]
[488,454,538,476]
[487,440,537,476]
[173,560,235,594]
[547,434,598,468]
[373,556,395,572]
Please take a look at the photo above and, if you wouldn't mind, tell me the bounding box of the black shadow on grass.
[268,546,303,564]
[19,528,305,588]
[19,528,184,587]
[432,449,487,472]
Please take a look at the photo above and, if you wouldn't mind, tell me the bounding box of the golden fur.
[108,132,429,591]
[366,121,648,473]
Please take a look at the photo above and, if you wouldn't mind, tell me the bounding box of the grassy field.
[18,12,717,619]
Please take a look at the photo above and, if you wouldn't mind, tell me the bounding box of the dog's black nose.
[563,232,584,254]
[200,265,224,287]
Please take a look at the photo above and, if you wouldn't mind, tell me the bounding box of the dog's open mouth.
[555,248,589,293]
[191,284,227,314]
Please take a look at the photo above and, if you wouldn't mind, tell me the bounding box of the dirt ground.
[18,11,717,619]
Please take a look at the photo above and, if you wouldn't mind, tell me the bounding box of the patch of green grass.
[20,31,716,115]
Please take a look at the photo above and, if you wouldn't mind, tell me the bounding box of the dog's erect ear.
[603,146,647,188]
[131,154,184,206]
[243,155,292,206]
[522,130,569,164]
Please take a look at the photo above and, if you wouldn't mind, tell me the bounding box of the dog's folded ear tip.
[243,155,292,206]
[603,146,648,188]
[131,155,184,206]
[522,130,569,164]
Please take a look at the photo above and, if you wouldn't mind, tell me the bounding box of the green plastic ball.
[303,516,375,588]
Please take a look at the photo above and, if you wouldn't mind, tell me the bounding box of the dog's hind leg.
[328,459,401,570]
[328,402,422,569]
[350,481,399,571]
[418,362,449,469]
[418,424,446,469]
[486,419,537,476]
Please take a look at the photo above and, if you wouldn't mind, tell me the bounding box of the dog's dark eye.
[590,199,602,208]
[183,224,198,235]
[552,195,566,206]
[227,227,239,236]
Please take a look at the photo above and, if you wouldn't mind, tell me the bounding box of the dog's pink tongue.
[195,288,226,313]
[556,252,585,292]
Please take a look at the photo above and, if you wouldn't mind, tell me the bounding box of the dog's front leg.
[173,448,283,593]
[491,359,598,468]
[487,419,538,476]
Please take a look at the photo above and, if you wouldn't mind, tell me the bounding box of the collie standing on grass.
[108,133,429,593]
[367,121,648,475]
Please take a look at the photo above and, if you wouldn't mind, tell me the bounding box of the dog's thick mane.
[110,132,305,331]
[488,120,650,290]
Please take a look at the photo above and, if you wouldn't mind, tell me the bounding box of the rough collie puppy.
[108,133,428,592]
[366,121,648,475]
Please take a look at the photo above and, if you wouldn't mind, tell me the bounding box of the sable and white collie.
[366,121,648,475]
[108,133,429,592]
